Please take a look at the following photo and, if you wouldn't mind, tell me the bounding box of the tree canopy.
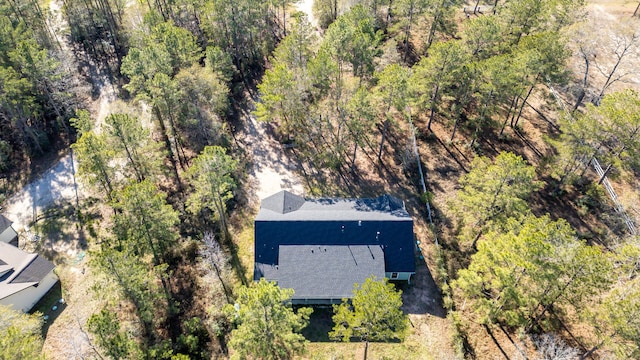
[225,279,312,360]
[449,151,540,246]
[0,305,45,360]
[454,215,611,329]
[330,276,407,359]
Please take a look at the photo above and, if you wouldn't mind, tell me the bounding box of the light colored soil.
[3,154,82,235]
[295,0,318,28]
[237,100,305,202]
[576,3,640,95]
[40,265,103,359]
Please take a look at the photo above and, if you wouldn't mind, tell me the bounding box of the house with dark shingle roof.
[0,233,58,312]
[254,191,415,305]
[0,214,18,247]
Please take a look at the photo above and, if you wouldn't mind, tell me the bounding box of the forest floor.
[26,0,308,358]
[2,0,638,359]
[417,1,640,359]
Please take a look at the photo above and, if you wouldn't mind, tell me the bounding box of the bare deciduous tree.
[533,333,579,360]
[594,20,640,102]
[201,231,232,303]
[569,18,640,110]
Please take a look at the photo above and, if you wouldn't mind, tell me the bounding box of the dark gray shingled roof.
[258,245,385,300]
[1,242,57,301]
[0,214,13,233]
[254,191,416,288]
[11,256,55,283]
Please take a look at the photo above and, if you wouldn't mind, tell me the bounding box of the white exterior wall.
[0,227,17,244]
[0,271,58,312]
[385,272,413,282]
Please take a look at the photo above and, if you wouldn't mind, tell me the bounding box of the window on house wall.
[391,272,399,279]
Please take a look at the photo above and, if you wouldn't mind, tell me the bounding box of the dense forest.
[0,0,639,358]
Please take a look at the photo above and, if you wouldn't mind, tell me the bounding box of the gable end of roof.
[260,190,305,214]
[0,215,13,233]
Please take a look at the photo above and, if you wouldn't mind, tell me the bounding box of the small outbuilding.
[254,191,415,305]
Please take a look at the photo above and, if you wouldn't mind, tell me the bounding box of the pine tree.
[331,276,407,360]
[225,279,312,359]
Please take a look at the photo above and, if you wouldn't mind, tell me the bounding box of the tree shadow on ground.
[31,281,65,338]
[397,258,446,318]
[301,306,406,344]
[30,201,90,266]
[301,307,334,342]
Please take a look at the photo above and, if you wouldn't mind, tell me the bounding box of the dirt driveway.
[2,153,81,234]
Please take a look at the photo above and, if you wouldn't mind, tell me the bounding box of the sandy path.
[295,0,317,27]
[238,1,313,199]
[239,102,304,201]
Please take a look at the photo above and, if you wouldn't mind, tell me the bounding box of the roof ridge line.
[6,253,38,283]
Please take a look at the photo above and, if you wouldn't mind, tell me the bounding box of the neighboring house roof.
[11,256,55,283]
[0,242,55,301]
[258,245,386,301]
[254,191,416,300]
[0,214,13,233]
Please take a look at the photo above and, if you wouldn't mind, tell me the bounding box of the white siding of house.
[385,272,413,282]
[0,271,58,312]
[0,227,17,244]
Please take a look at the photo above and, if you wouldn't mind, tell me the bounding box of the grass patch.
[302,340,435,360]
[228,205,255,287]
[300,309,444,359]
[234,225,254,281]
[30,281,66,337]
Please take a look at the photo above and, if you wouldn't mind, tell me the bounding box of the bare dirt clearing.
[236,102,305,202]
[3,154,81,235]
